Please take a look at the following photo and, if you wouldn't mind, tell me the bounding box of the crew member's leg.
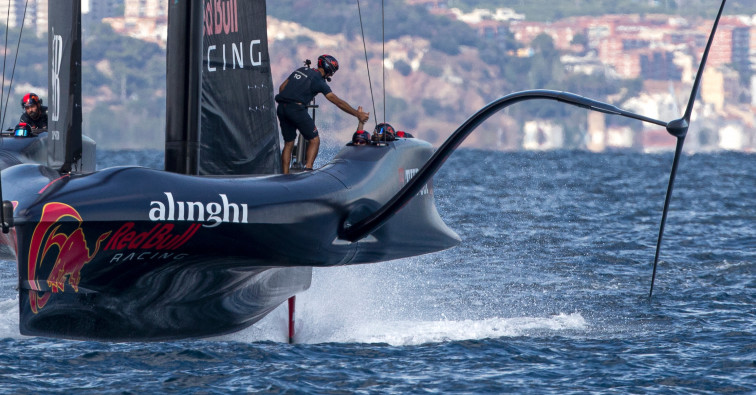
[288,106,319,171]
[277,103,298,174]
[304,135,320,170]
[281,140,295,174]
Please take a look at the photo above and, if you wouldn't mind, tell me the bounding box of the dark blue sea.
[0,147,754,393]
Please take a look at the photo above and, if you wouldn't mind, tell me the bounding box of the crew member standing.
[19,92,48,130]
[275,54,369,173]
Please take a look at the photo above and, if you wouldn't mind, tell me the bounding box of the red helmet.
[317,54,339,76]
[373,123,395,140]
[352,130,370,145]
[21,92,41,108]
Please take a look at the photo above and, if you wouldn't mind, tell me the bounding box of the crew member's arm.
[278,79,289,93]
[325,92,369,123]
[356,106,368,131]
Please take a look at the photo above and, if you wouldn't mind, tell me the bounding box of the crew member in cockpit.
[19,92,48,130]
[351,106,370,146]
[371,122,396,142]
[275,54,370,174]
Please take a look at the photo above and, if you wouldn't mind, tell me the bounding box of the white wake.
[219,264,588,346]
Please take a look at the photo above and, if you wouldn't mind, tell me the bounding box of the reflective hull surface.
[1,139,459,340]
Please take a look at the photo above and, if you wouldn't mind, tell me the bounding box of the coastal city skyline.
[1,0,754,152]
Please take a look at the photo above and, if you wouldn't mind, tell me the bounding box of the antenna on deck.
[648,0,728,299]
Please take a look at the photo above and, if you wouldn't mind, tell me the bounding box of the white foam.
[0,296,22,339]
[222,302,586,346]
[219,264,588,345]
[297,313,586,346]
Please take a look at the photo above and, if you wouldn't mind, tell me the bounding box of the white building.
[0,0,48,37]
[86,0,123,22]
[719,123,747,151]
[523,121,564,150]
[124,0,167,18]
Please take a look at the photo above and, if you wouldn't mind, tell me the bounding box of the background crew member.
[20,92,48,130]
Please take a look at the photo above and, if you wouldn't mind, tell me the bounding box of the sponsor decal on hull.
[399,168,431,196]
[24,203,202,313]
[108,252,189,264]
[104,222,200,251]
[103,221,199,263]
[149,192,248,228]
[27,203,111,313]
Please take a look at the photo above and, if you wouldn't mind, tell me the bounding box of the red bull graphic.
[204,0,238,36]
[104,222,200,251]
[26,203,111,313]
[103,222,199,263]
[103,222,202,263]
[203,0,263,72]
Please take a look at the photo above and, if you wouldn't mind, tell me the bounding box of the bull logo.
[27,203,110,313]
[46,228,109,293]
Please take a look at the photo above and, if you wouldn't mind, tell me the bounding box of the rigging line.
[356,0,377,129]
[1,0,30,132]
[0,0,13,234]
[382,0,385,128]
[1,0,12,134]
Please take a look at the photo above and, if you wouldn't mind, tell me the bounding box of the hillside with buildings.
[0,0,754,152]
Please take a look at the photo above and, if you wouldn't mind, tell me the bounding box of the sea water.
[0,148,753,393]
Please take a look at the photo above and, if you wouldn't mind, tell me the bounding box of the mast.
[48,0,82,173]
[165,0,203,174]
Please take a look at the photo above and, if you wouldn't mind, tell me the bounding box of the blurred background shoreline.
[1,0,755,153]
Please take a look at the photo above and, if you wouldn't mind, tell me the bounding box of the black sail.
[47,0,82,172]
[200,0,281,175]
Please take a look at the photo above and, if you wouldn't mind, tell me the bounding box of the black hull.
[20,265,311,341]
[0,133,95,171]
[1,138,458,340]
